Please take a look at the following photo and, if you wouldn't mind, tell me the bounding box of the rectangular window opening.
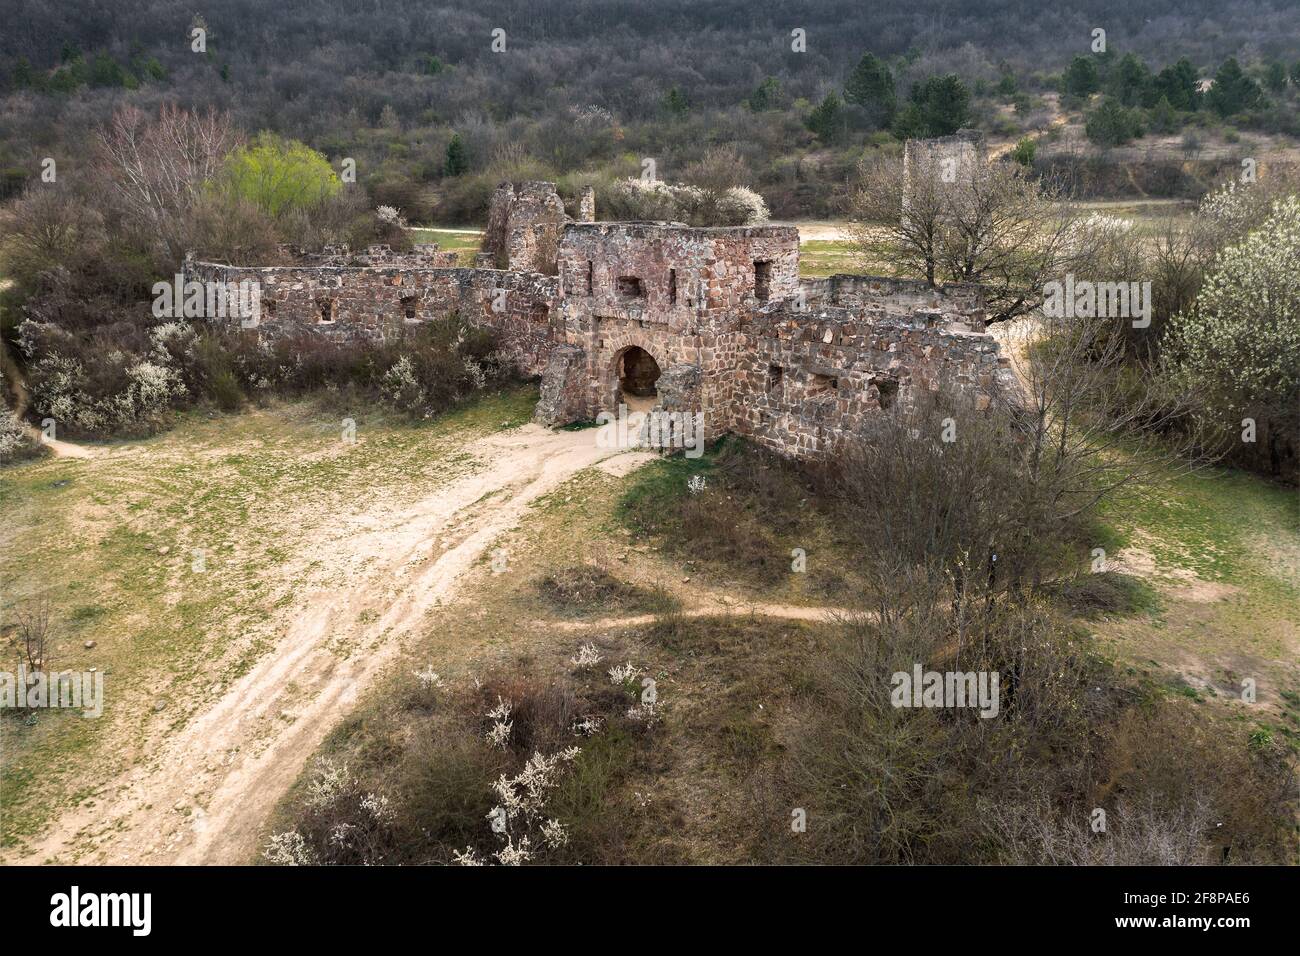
[767,364,783,393]
[876,377,899,409]
[668,268,678,305]
[754,260,773,302]
[616,276,644,299]
[808,372,838,396]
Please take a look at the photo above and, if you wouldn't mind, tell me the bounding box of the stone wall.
[186,185,1018,465]
[184,260,559,377]
[551,222,800,436]
[903,129,988,201]
[728,301,1016,460]
[482,181,568,273]
[799,274,989,328]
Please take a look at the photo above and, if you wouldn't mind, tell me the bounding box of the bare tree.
[850,151,948,286]
[96,104,241,259]
[15,599,51,673]
[851,153,1105,320]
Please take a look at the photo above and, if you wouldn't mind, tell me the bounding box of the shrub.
[1165,195,1300,478]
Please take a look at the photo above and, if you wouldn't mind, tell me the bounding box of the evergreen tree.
[1105,52,1152,107]
[1148,95,1179,134]
[1206,58,1263,116]
[748,76,783,111]
[444,133,468,176]
[1263,61,1288,93]
[663,86,689,117]
[1154,57,1200,111]
[806,92,847,142]
[844,53,896,125]
[1062,55,1100,97]
[909,74,971,136]
[1085,97,1144,146]
[1010,137,1036,166]
[11,57,33,89]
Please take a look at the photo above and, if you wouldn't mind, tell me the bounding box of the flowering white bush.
[490,746,580,827]
[31,351,185,436]
[571,715,604,736]
[569,642,602,670]
[0,370,36,464]
[412,666,445,690]
[605,177,768,226]
[716,185,770,225]
[1165,195,1300,430]
[485,696,513,749]
[263,830,314,866]
[608,662,641,686]
[376,205,403,225]
[379,355,427,411]
[625,700,661,727]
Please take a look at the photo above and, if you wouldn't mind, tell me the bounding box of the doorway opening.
[616,346,661,413]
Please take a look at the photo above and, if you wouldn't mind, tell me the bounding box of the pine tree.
[444,133,468,176]
[910,74,971,136]
[806,92,846,142]
[1062,55,1100,97]
[1154,57,1200,111]
[1206,58,1263,116]
[663,86,689,117]
[844,53,896,125]
[1085,98,1143,147]
[748,76,783,111]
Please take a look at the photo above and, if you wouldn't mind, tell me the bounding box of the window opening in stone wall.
[808,372,838,396]
[754,260,772,301]
[401,294,417,319]
[617,276,645,299]
[668,268,678,305]
[317,298,336,324]
[876,377,899,409]
[767,364,783,393]
[586,260,594,295]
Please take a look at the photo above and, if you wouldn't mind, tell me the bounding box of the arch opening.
[615,346,661,413]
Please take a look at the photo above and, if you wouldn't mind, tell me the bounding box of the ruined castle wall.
[185,261,559,378]
[799,274,988,328]
[728,306,1013,460]
[553,222,799,430]
[557,223,799,335]
[482,181,568,273]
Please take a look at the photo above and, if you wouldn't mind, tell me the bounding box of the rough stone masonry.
[186,179,1019,461]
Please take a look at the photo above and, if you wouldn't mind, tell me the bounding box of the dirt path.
[547,601,854,631]
[6,424,659,864]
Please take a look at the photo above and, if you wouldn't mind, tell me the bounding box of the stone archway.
[613,345,662,412]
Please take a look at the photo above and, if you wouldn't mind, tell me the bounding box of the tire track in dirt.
[8,424,647,865]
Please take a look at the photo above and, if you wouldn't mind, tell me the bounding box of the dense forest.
[2,0,1299,217]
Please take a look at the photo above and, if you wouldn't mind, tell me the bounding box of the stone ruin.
[902,128,988,213]
[186,178,1018,461]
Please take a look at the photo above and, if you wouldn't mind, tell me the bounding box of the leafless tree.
[14,599,52,673]
[851,152,1106,320]
[96,104,241,259]
[850,151,948,286]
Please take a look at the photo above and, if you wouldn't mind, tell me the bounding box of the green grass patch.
[407,227,482,266]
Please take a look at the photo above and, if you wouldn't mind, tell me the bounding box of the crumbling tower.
[481,181,568,274]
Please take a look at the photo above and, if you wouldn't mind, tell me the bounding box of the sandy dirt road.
[9,424,648,864]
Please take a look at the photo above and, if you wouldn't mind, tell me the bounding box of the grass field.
[407,227,482,266]
[0,386,536,846]
[1091,464,1300,747]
